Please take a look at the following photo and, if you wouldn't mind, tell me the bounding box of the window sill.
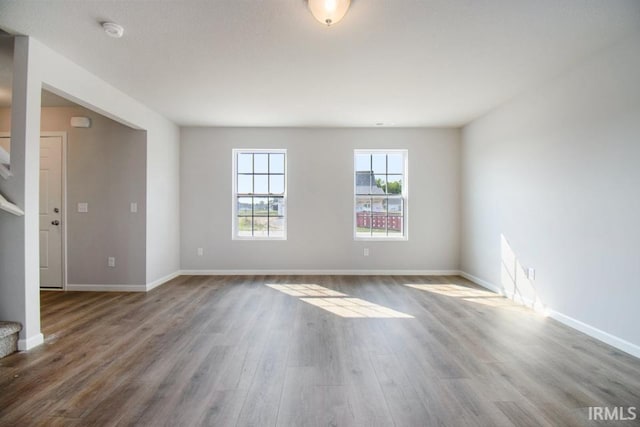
[354,236,408,242]
[233,236,287,241]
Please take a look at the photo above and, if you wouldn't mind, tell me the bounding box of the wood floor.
[1,275,639,426]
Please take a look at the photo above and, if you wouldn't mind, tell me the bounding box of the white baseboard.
[459,271,503,294]
[65,271,181,293]
[549,310,640,359]
[65,270,460,293]
[460,270,640,359]
[66,284,147,292]
[179,269,462,276]
[146,271,181,291]
[18,333,44,351]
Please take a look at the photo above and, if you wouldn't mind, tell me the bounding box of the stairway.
[0,321,22,359]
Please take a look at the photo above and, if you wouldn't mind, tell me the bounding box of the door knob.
[51,220,60,226]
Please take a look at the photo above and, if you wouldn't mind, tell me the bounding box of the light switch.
[78,202,88,213]
[130,202,138,213]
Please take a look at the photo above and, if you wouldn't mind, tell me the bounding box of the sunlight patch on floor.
[405,284,495,298]
[266,284,413,319]
[405,283,536,314]
[461,297,531,312]
[266,284,347,297]
[300,297,414,318]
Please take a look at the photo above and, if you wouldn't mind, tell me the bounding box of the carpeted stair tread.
[0,321,22,338]
[0,321,22,359]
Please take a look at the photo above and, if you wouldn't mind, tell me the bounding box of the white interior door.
[40,136,64,289]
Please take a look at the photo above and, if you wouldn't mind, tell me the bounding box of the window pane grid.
[235,196,284,236]
[355,197,404,237]
[355,151,406,238]
[235,151,286,239]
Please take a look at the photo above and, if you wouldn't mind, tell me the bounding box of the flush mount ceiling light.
[102,22,124,38]
[308,0,351,26]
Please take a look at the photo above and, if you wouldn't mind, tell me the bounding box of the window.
[354,150,407,239]
[233,149,286,239]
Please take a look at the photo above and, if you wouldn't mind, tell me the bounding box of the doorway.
[39,132,67,289]
[0,132,66,289]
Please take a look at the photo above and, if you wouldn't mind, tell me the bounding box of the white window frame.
[232,148,287,240]
[353,149,408,241]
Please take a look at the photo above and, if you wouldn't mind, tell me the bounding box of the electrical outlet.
[78,202,88,213]
[527,267,535,280]
[108,257,115,267]
[197,248,204,256]
[364,248,369,257]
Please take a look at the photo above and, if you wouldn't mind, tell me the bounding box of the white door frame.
[41,132,68,290]
[0,131,68,290]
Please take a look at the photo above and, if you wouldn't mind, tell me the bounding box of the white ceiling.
[0,1,638,127]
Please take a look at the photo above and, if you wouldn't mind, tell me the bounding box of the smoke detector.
[102,22,124,38]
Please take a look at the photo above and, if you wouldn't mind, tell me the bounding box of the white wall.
[0,106,148,285]
[28,40,180,287]
[181,127,460,272]
[145,116,180,286]
[461,31,640,355]
[0,36,41,349]
[0,36,180,348]
[44,108,146,286]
